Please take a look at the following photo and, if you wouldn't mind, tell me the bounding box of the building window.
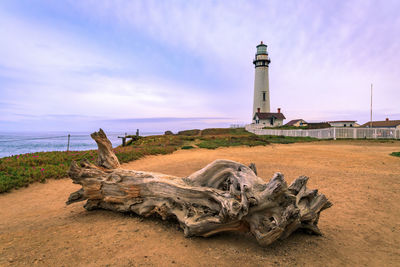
[350,124,353,127]
[256,119,259,124]
[262,92,266,101]
[270,118,274,125]
[344,124,346,127]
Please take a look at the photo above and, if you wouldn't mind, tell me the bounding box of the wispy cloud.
[70,1,400,117]
[0,6,224,124]
[0,0,399,131]
[101,117,230,123]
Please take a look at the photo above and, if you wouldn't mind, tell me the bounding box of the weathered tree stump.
[67,129,332,246]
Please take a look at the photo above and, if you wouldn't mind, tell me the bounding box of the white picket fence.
[245,125,400,140]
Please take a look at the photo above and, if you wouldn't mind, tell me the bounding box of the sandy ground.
[1,141,400,266]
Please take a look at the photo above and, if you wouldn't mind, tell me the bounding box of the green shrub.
[197,135,269,149]
[263,126,308,130]
[256,135,317,144]
[201,128,231,135]
[181,145,195,150]
[177,129,201,136]
[390,152,400,157]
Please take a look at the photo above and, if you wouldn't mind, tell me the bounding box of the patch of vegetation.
[181,145,195,150]
[196,135,269,149]
[177,129,201,136]
[263,126,308,130]
[255,135,318,144]
[125,135,142,146]
[262,124,334,130]
[201,127,253,136]
[0,128,318,193]
[196,135,317,148]
[0,150,96,193]
[0,141,180,193]
[390,152,400,157]
[200,128,231,135]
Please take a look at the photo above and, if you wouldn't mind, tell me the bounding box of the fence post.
[353,128,356,139]
[333,128,336,140]
[374,128,377,139]
[67,134,70,152]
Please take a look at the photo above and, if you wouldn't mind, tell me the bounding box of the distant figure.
[136,129,139,136]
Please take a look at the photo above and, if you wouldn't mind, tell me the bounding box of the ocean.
[0,131,162,158]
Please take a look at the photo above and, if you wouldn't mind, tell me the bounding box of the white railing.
[230,124,247,128]
[245,125,400,140]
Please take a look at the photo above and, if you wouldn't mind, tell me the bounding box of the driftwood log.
[67,129,332,246]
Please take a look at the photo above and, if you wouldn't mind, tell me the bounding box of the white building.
[328,120,358,127]
[253,108,286,127]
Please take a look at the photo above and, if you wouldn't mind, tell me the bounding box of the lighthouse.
[251,42,285,127]
[252,41,271,116]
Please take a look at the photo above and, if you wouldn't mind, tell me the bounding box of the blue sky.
[0,0,399,133]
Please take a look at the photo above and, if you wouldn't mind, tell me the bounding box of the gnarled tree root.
[67,129,332,247]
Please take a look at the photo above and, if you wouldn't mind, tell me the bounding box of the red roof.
[285,119,305,126]
[360,120,400,127]
[328,120,357,123]
[254,112,286,120]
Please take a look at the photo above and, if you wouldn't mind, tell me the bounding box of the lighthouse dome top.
[256,41,268,55]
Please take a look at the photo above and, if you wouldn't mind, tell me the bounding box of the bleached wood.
[90,129,120,169]
[67,129,332,246]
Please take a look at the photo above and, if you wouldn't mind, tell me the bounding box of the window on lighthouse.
[262,92,266,101]
[257,46,267,54]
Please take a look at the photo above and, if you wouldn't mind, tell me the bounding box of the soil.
[1,140,400,266]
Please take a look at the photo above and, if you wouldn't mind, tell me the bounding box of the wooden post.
[67,134,70,152]
[118,136,126,146]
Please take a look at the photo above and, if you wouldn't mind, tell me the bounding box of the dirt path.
[1,141,400,266]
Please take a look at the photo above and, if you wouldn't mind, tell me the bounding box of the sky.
[0,0,399,133]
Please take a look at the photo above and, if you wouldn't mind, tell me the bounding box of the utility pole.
[370,84,373,128]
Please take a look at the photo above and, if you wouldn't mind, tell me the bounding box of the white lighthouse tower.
[250,42,285,127]
[252,41,271,117]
